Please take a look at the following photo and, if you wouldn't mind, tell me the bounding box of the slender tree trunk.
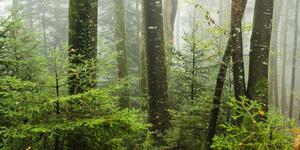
[289,0,299,119]
[175,2,181,49]
[68,0,98,95]
[54,60,60,150]
[205,1,247,148]
[138,0,148,105]
[163,0,178,40]
[247,0,274,110]
[113,0,129,108]
[171,0,178,33]
[190,7,196,101]
[269,0,283,108]
[163,0,178,90]
[231,0,246,101]
[280,0,289,114]
[143,0,170,145]
[42,0,47,56]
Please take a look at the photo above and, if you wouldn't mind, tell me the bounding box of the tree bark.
[113,0,129,108]
[247,0,274,110]
[68,0,98,95]
[289,0,299,119]
[138,0,148,106]
[205,0,247,149]
[269,0,283,109]
[280,0,289,114]
[143,0,170,145]
[231,0,246,101]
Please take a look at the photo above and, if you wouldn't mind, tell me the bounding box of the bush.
[0,77,149,149]
[211,98,294,150]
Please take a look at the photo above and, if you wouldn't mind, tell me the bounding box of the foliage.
[165,5,230,149]
[211,98,294,150]
[0,77,149,150]
[0,13,46,82]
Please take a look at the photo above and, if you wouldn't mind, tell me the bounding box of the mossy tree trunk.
[143,0,170,145]
[68,0,98,95]
[113,0,129,108]
[67,0,98,147]
[247,0,274,110]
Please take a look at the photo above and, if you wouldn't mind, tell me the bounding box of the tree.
[143,0,170,145]
[68,0,98,95]
[163,0,178,36]
[269,0,283,109]
[247,0,274,109]
[231,0,246,101]
[206,0,247,148]
[289,0,299,119]
[163,0,178,83]
[138,0,148,105]
[280,0,289,114]
[113,0,129,108]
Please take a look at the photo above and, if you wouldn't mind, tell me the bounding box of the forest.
[0,0,299,149]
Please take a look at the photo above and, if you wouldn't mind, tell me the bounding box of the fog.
[0,0,300,148]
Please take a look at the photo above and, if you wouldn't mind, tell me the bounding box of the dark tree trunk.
[205,0,247,149]
[289,0,299,119]
[113,0,129,108]
[143,0,170,145]
[231,0,246,101]
[68,0,98,95]
[247,0,274,110]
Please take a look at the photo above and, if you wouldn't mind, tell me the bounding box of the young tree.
[68,0,98,95]
[247,0,274,109]
[289,0,299,119]
[206,0,247,148]
[113,0,129,108]
[143,0,170,145]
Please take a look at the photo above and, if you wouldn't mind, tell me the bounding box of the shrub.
[0,77,149,149]
[211,98,294,150]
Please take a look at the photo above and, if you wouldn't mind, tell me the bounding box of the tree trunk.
[68,0,98,95]
[42,0,47,56]
[247,0,274,110]
[163,0,178,84]
[190,6,197,101]
[143,0,170,145]
[280,0,289,114]
[205,0,247,148]
[269,0,283,109]
[289,0,299,119]
[171,0,178,33]
[231,0,246,101]
[113,0,129,108]
[138,0,148,106]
